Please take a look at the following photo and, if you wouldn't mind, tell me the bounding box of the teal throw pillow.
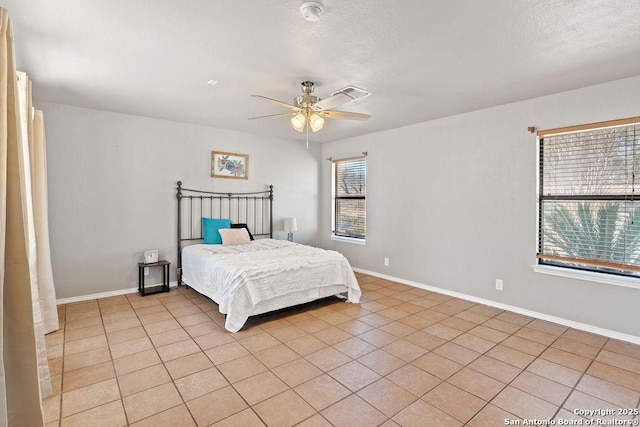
[202,218,231,244]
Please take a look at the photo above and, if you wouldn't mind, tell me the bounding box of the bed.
[176,181,361,332]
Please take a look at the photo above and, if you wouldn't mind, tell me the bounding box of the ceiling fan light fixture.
[299,2,323,22]
[250,80,372,141]
[309,113,324,132]
[291,113,306,132]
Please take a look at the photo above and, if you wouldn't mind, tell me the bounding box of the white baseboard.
[353,267,640,345]
[56,281,180,305]
[57,270,640,345]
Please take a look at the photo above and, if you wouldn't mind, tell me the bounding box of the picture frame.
[211,151,249,179]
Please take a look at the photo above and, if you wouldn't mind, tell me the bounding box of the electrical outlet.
[144,267,149,276]
[495,279,503,291]
[384,257,389,267]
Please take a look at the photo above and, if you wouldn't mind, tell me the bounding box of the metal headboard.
[176,181,273,284]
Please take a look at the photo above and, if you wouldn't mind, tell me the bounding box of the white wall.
[40,102,322,299]
[41,75,640,337]
[321,75,640,338]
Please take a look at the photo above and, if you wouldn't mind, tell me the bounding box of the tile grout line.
[101,297,133,427]
[218,292,392,425]
[51,277,640,427]
[145,289,202,426]
[228,299,352,426]
[434,303,528,425]
[177,287,268,427]
[469,321,582,424]
[548,335,609,423]
[161,286,285,426]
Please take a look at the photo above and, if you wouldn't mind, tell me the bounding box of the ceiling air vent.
[330,85,372,103]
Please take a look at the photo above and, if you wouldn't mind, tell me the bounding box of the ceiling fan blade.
[313,93,353,111]
[248,112,295,120]
[250,95,298,110]
[322,110,371,121]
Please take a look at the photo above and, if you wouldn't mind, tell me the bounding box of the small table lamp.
[284,217,298,242]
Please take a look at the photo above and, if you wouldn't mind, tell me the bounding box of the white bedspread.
[182,239,361,332]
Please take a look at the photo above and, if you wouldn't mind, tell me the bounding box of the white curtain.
[29,107,58,336]
[1,7,57,426]
[17,70,58,333]
[17,70,55,399]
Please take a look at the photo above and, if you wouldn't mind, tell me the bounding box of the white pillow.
[219,227,251,246]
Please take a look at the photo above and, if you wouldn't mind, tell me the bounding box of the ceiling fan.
[249,81,371,139]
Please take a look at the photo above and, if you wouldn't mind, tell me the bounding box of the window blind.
[334,157,366,238]
[537,117,640,277]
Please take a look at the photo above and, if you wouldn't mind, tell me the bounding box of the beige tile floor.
[44,273,640,426]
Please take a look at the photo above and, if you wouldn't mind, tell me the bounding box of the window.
[537,116,640,278]
[332,156,366,240]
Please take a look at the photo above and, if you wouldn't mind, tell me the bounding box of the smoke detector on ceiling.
[300,2,323,22]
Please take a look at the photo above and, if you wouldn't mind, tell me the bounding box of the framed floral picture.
[211,151,249,179]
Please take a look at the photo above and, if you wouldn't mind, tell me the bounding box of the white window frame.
[534,116,640,289]
[331,156,366,245]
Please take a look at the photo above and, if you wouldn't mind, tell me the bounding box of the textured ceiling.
[4,0,640,143]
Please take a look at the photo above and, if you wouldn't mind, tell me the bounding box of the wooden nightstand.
[137,260,170,296]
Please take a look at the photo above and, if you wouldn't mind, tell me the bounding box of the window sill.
[532,264,640,290]
[330,235,366,245]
